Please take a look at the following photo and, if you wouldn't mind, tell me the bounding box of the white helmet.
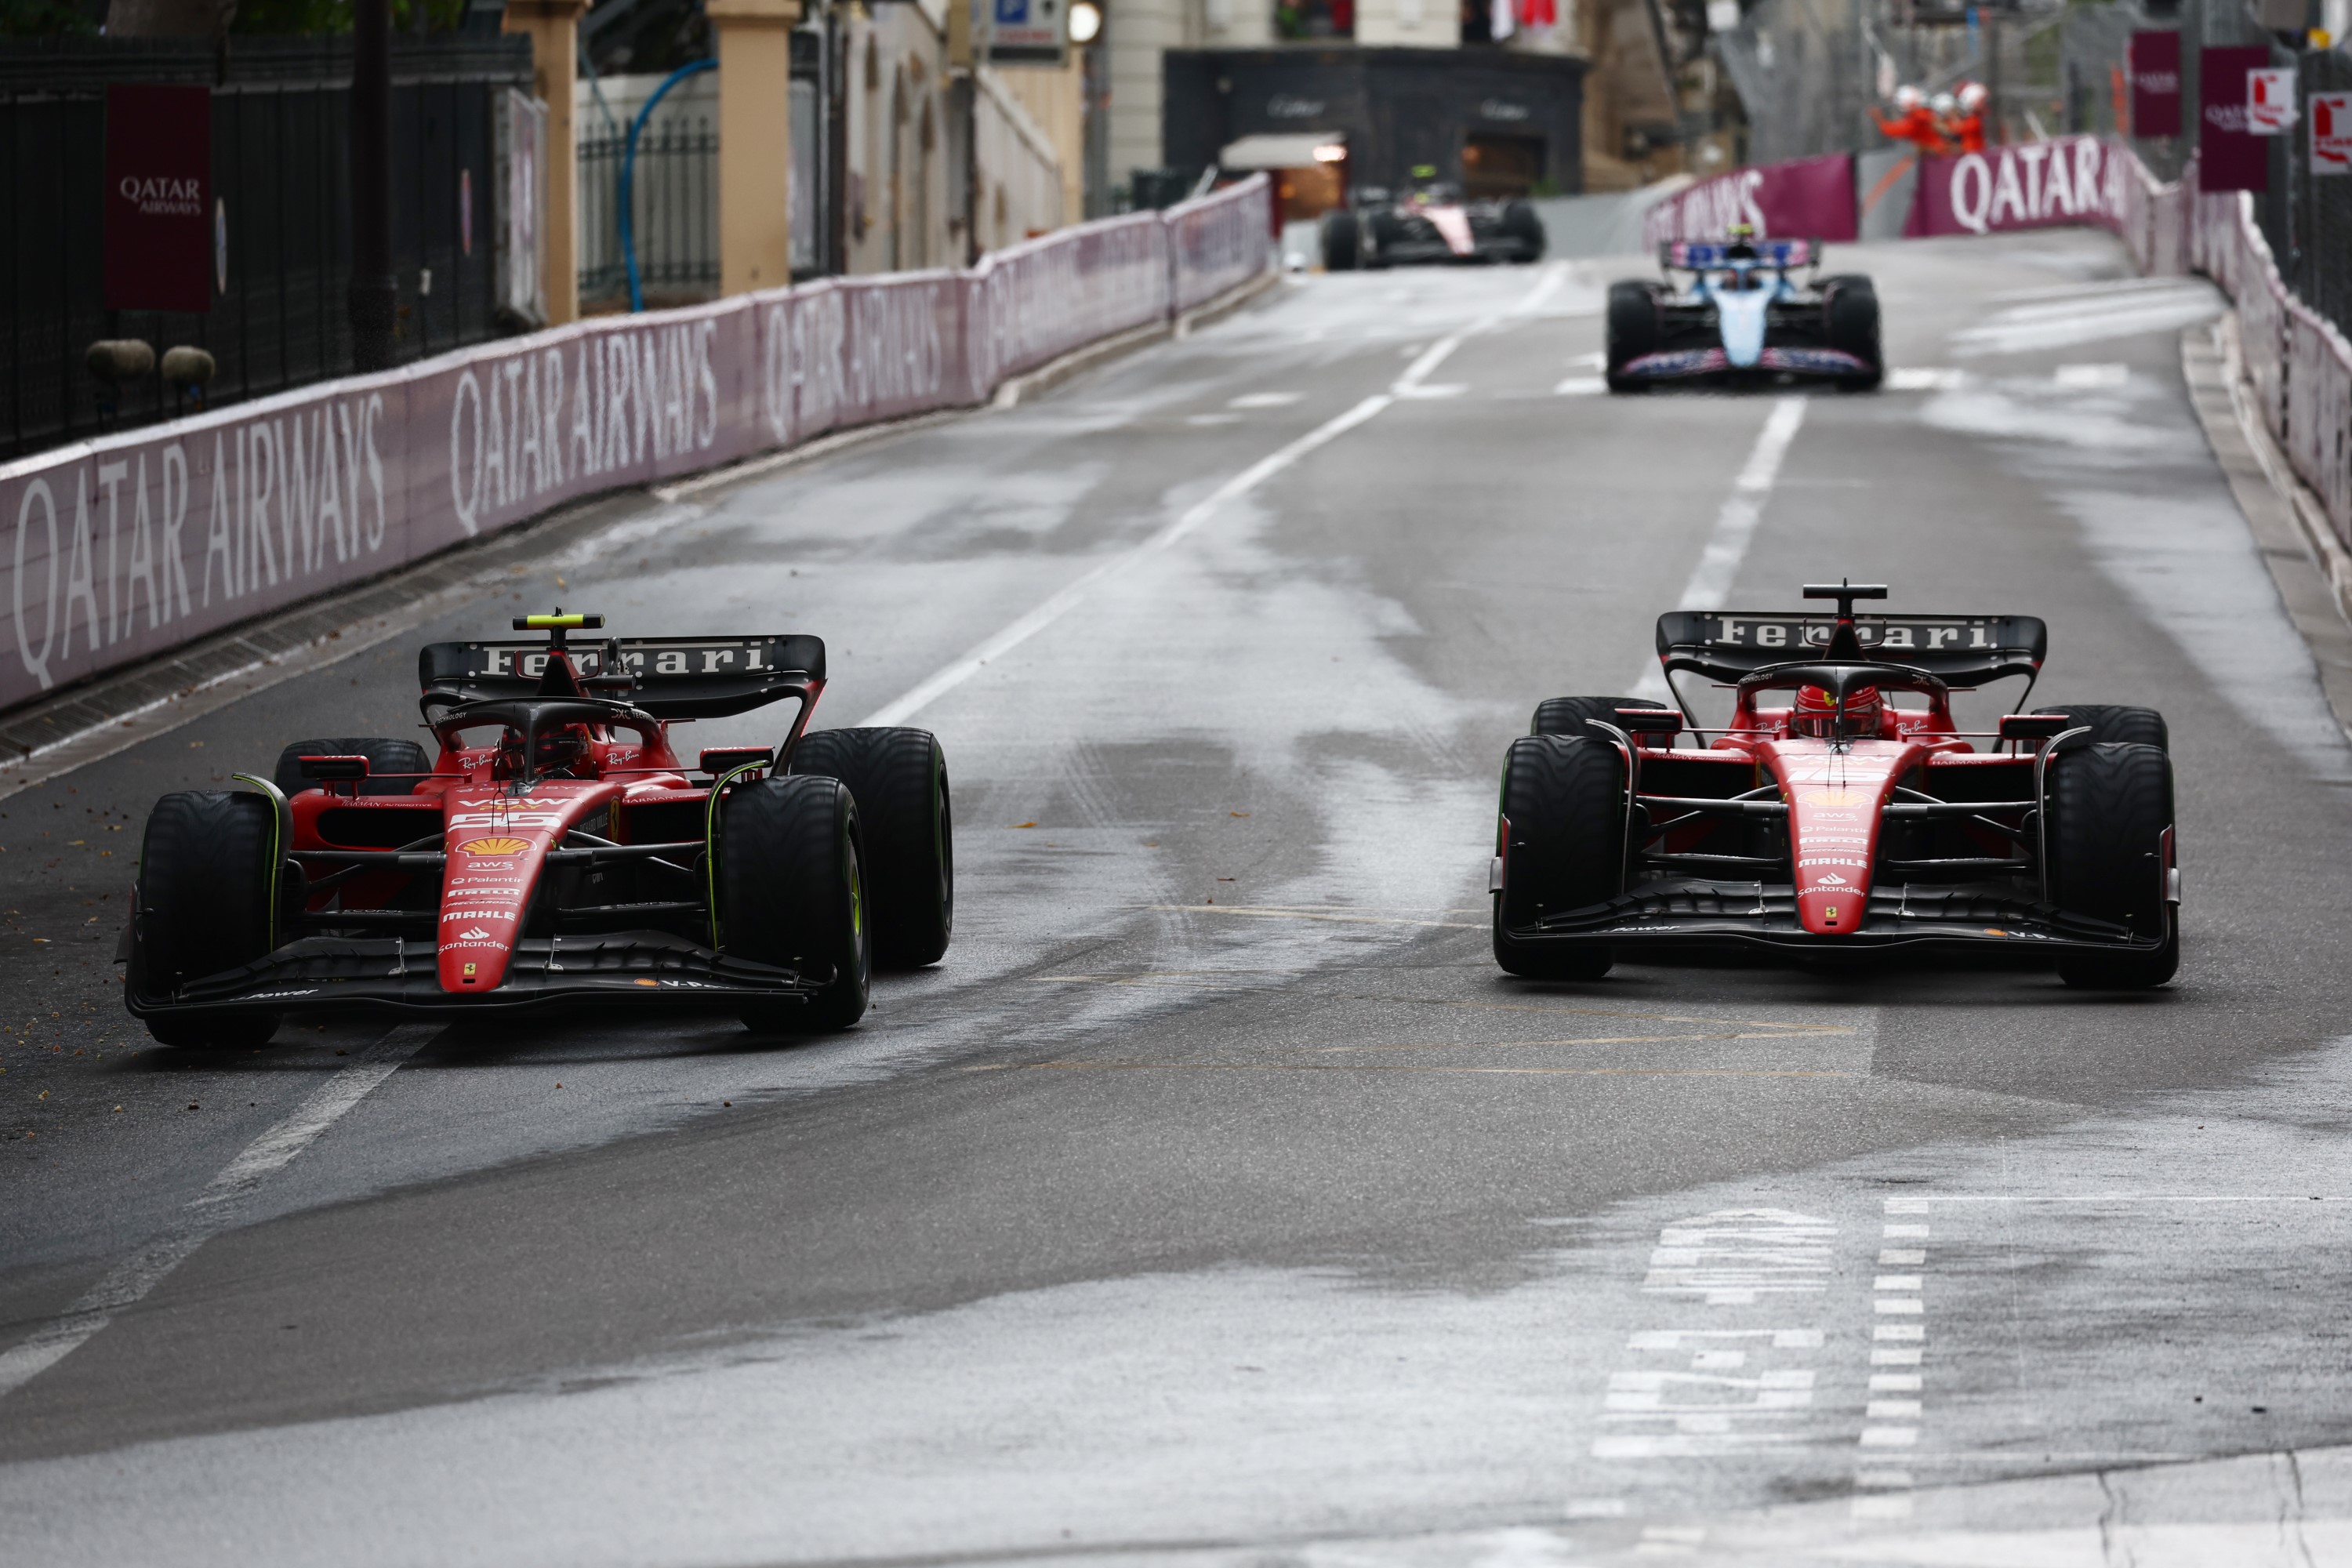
[1958,81,1989,110]
[1895,85,1926,110]
[1931,92,1958,114]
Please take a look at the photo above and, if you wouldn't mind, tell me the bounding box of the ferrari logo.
[456,837,532,856]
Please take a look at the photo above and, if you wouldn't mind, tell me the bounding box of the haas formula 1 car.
[1606,235,1882,391]
[1492,583,2179,989]
[1322,176,1546,270]
[125,614,951,1045]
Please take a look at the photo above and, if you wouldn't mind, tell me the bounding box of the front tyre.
[1500,199,1546,263]
[2031,703,2168,752]
[2048,741,2179,989]
[721,776,872,1032]
[1531,695,1671,739]
[1821,274,1882,390]
[788,728,953,967]
[1322,210,1361,271]
[132,790,285,1047]
[1606,281,1662,392]
[1493,735,1624,981]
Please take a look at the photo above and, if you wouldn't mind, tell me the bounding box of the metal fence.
[2063,0,2352,343]
[577,111,720,310]
[0,34,530,463]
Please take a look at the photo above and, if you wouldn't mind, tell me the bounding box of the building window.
[1274,0,1353,39]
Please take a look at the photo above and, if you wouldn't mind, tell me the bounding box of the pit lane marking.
[0,1023,436,1399]
[1139,902,1482,929]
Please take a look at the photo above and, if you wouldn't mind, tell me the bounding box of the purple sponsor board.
[1643,154,1858,247]
[0,175,1272,716]
[2129,31,2182,138]
[2200,45,2274,192]
[1904,136,2126,238]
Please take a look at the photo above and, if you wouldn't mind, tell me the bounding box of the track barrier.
[0,176,1273,716]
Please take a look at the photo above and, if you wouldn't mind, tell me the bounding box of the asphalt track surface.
[7,231,2352,1566]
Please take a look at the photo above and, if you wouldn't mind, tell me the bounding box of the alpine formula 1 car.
[124,613,952,1044]
[1606,237,1882,391]
[1322,178,1545,270]
[1491,583,2180,989]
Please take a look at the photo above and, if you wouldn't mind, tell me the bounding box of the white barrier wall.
[0,176,1272,715]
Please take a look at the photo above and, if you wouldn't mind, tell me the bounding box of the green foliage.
[0,0,101,36]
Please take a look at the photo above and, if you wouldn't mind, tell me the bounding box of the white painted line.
[1228,391,1303,408]
[1886,367,1965,392]
[1871,1348,1924,1366]
[1677,395,1806,613]
[1874,1274,1923,1291]
[1568,350,1607,368]
[1630,396,1807,699]
[1394,383,1467,399]
[1874,1324,1925,1341]
[1873,1298,1925,1315]
[2053,362,2130,390]
[1860,1427,1920,1447]
[1867,1399,1923,1418]
[1851,1496,1914,1520]
[1883,1223,1930,1237]
[1870,1374,1923,1392]
[1554,376,1608,396]
[1879,1248,1926,1265]
[1185,412,1244,426]
[859,263,1563,729]
[0,1024,434,1399]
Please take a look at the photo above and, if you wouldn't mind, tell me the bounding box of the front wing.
[126,931,829,1019]
[1495,877,2171,957]
[1617,345,1875,381]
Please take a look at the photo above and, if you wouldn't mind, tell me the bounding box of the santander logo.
[456,927,492,940]
[1813,873,1850,887]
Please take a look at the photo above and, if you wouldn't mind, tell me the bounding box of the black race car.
[1322,180,1545,270]
[1607,238,1882,390]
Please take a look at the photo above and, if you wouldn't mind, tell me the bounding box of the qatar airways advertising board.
[1642,153,1859,246]
[1903,136,2127,238]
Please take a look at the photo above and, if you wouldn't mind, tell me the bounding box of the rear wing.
[1662,238,1818,271]
[419,634,826,720]
[1656,611,2045,686]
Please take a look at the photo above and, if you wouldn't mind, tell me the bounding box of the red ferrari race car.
[124,613,951,1045]
[1491,583,2179,989]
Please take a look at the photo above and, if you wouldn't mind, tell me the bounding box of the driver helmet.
[1725,220,1759,257]
[1894,85,1926,110]
[502,724,593,778]
[1931,92,1958,115]
[1791,684,1883,739]
[1957,81,1988,110]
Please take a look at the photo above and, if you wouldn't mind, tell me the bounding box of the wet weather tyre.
[1493,735,1624,981]
[1606,281,1661,391]
[1500,200,1545,262]
[2047,741,2179,989]
[1822,275,1882,390]
[721,776,872,1032]
[2031,704,2168,753]
[272,737,434,797]
[132,790,283,1047]
[1531,695,1671,739]
[789,728,953,967]
[1322,210,1360,271]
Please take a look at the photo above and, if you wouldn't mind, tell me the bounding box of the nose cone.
[1715,289,1771,368]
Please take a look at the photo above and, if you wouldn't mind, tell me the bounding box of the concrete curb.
[2182,314,2352,742]
[0,265,1289,800]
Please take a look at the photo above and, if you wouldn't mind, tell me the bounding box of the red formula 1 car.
[1490,583,2180,989]
[125,613,952,1044]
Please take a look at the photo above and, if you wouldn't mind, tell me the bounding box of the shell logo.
[456,836,532,857]
[1798,788,1874,808]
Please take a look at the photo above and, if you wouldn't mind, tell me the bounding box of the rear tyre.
[1321,210,1361,271]
[1500,199,1546,262]
[721,776,872,1032]
[2031,704,2168,752]
[1606,281,1662,391]
[1821,274,1882,390]
[2047,741,2179,989]
[133,790,285,1047]
[1531,695,1671,739]
[1493,735,1624,981]
[788,728,953,967]
[272,737,433,798]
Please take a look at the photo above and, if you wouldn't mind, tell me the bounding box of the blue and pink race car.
[1606,234,1882,392]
